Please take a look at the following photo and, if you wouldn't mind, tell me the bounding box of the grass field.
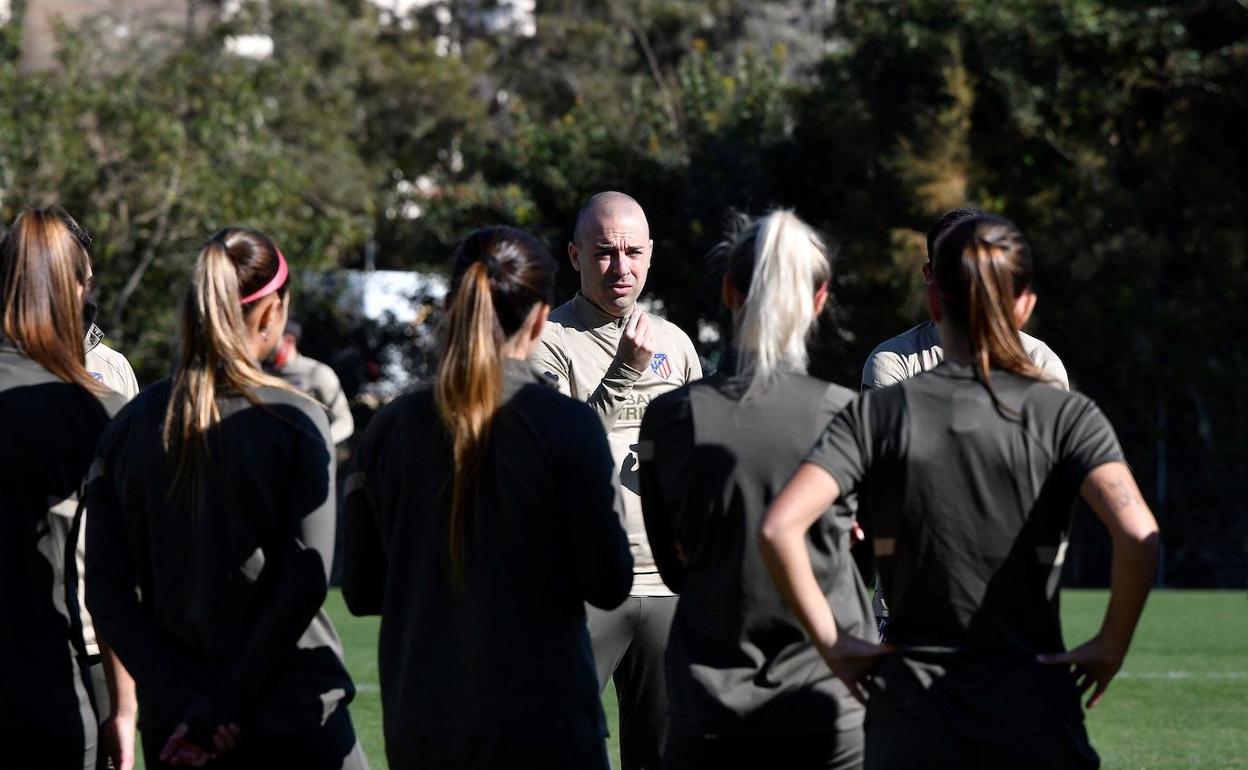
[136,590,1247,769]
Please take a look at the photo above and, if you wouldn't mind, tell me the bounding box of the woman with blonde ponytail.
[343,226,632,770]
[0,208,126,770]
[761,214,1159,768]
[637,209,874,769]
[84,228,367,769]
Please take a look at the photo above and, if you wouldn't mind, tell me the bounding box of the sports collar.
[572,292,630,329]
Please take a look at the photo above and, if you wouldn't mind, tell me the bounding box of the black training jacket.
[343,359,632,770]
[85,379,354,747]
[0,341,123,769]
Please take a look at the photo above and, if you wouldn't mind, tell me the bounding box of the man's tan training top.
[532,293,702,596]
[862,320,1070,391]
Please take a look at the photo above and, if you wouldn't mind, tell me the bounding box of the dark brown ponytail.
[933,215,1043,410]
[435,226,556,590]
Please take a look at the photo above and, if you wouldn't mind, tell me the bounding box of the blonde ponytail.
[729,210,831,399]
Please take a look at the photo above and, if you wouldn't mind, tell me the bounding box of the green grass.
[136,590,1245,769]
[1057,590,1247,769]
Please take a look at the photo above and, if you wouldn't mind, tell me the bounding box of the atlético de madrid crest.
[650,352,672,380]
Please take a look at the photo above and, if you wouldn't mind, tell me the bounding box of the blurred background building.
[14,0,541,70]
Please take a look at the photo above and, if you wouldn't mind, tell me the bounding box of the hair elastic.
[482,254,501,278]
[240,247,289,304]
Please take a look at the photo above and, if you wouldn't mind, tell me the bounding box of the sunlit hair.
[721,209,831,399]
[932,214,1044,411]
[436,226,556,590]
[163,227,293,502]
[0,207,105,393]
[925,206,983,261]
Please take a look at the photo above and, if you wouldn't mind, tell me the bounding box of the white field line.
[349,672,1246,693]
[1115,671,1247,681]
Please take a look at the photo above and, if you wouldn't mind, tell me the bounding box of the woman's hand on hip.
[819,633,895,705]
[1038,633,1127,709]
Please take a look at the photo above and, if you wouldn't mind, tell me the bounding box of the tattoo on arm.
[1099,478,1142,513]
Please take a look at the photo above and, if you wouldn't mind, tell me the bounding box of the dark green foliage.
[0,0,1243,585]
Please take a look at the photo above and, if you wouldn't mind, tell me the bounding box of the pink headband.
[240,247,289,305]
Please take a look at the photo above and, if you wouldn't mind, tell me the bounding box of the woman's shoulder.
[1013,372,1095,412]
[95,378,170,454]
[757,371,858,415]
[355,384,438,444]
[499,379,611,452]
[379,384,437,421]
[814,377,857,406]
[242,384,335,443]
[1018,378,1109,437]
[114,377,170,417]
[645,380,695,427]
[255,383,326,416]
[512,376,597,421]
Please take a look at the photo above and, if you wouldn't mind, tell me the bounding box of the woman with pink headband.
[85,228,368,769]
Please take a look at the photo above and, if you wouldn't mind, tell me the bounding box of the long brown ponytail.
[0,207,105,394]
[435,226,556,590]
[163,228,293,502]
[932,215,1043,409]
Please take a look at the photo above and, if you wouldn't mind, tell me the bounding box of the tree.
[0,0,1242,585]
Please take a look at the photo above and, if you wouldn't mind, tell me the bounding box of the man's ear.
[568,242,581,273]
[926,284,943,323]
[1014,289,1037,330]
[921,262,934,287]
[530,303,550,341]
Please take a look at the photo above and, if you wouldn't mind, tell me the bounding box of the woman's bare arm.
[759,463,844,649]
[1039,461,1159,707]
[759,463,892,702]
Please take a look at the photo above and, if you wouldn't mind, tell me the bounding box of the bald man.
[532,192,701,769]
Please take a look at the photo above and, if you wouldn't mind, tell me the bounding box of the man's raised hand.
[618,308,657,373]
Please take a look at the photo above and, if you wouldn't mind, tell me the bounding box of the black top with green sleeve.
[806,362,1124,738]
